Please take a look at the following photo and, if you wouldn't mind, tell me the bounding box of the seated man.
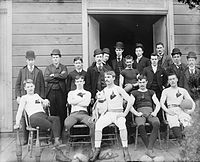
[64,75,94,146]
[90,71,133,162]
[130,75,160,158]
[14,79,61,146]
[160,72,195,144]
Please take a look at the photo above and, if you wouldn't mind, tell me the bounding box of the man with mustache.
[179,51,200,101]
[90,71,132,162]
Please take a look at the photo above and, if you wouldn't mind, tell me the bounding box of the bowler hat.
[135,43,144,51]
[187,51,197,59]
[102,48,110,55]
[51,49,61,57]
[25,50,35,59]
[93,48,103,57]
[114,42,124,49]
[171,48,182,56]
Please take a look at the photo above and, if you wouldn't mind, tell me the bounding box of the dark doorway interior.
[91,14,162,61]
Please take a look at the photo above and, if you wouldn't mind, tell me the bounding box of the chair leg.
[27,132,31,152]
[166,125,170,150]
[158,130,162,150]
[29,131,34,158]
[135,126,138,150]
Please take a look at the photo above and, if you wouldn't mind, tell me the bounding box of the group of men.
[14,41,199,161]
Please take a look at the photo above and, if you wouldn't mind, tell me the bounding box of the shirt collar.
[76,69,82,73]
[27,65,34,72]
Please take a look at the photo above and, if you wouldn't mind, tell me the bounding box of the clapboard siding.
[173,1,200,62]
[13,35,82,45]
[13,3,81,13]
[13,45,82,56]
[13,14,81,24]
[12,1,82,126]
[13,24,82,34]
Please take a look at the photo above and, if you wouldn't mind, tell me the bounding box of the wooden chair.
[24,107,52,158]
[133,114,162,150]
[66,104,93,150]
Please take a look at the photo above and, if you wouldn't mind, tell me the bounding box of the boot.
[54,147,71,162]
[123,147,131,162]
[89,147,100,162]
[145,149,156,158]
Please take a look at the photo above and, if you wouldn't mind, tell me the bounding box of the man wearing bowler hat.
[85,49,108,104]
[102,48,112,71]
[166,48,187,86]
[44,49,68,132]
[111,42,126,85]
[15,50,45,145]
[179,51,200,100]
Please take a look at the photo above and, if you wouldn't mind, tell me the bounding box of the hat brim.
[51,53,61,57]
[171,52,182,56]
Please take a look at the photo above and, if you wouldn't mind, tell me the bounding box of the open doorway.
[88,14,167,65]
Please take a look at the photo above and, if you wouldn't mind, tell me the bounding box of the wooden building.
[0,0,199,132]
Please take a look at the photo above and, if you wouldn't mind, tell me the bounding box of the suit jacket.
[85,64,108,98]
[179,67,200,100]
[15,66,45,98]
[166,63,187,85]
[143,65,168,91]
[158,54,173,70]
[44,63,68,96]
[133,56,150,74]
[111,58,126,85]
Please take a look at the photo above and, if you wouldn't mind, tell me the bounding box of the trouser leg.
[172,126,182,143]
[138,125,149,148]
[148,121,160,149]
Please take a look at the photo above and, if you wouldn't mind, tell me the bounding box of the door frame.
[82,0,174,69]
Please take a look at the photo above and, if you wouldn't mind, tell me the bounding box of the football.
[180,99,193,110]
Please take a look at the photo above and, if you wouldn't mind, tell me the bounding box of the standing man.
[15,50,45,145]
[90,71,132,162]
[85,49,108,104]
[102,48,112,71]
[156,42,173,70]
[130,75,160,158]
[160,73,195,144]
[143,53,167,123]
[133,43,150,74]
[166,48,187,86]
[179,52,200,101]
[111,42,126,85]
[44,49,68,132]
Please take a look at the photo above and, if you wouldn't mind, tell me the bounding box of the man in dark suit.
[133,43,150,74]
[102,48,112,71]
[179,51,200,101]
[44,49,68,131]
[166,48,187,86]
[156,42,173,70]
[85,49,108,104]
[111,42,126,85]
[143,53,168,122]
[15,50,45,145]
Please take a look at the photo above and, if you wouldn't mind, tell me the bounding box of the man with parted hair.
[156,42,173,70]
[90,71,132,162]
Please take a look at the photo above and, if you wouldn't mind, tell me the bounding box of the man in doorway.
[179,51,200,101]
[160,72,195,144]
[166,48,187,86]
[44,49,68,132]
[90,71,132,162]
[15,50,45,145]
[85,49,108,104]
[111,42,126,85]
[142,53,167,123]
[133,43,150,74]
[130,75,160,158]
[102,48,112,71]
[156,42,173,70]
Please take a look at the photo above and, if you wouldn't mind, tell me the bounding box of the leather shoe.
[54,147,71,162]
[145,149,156,158]
[89,148,100,162]
[123,147,131,162]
